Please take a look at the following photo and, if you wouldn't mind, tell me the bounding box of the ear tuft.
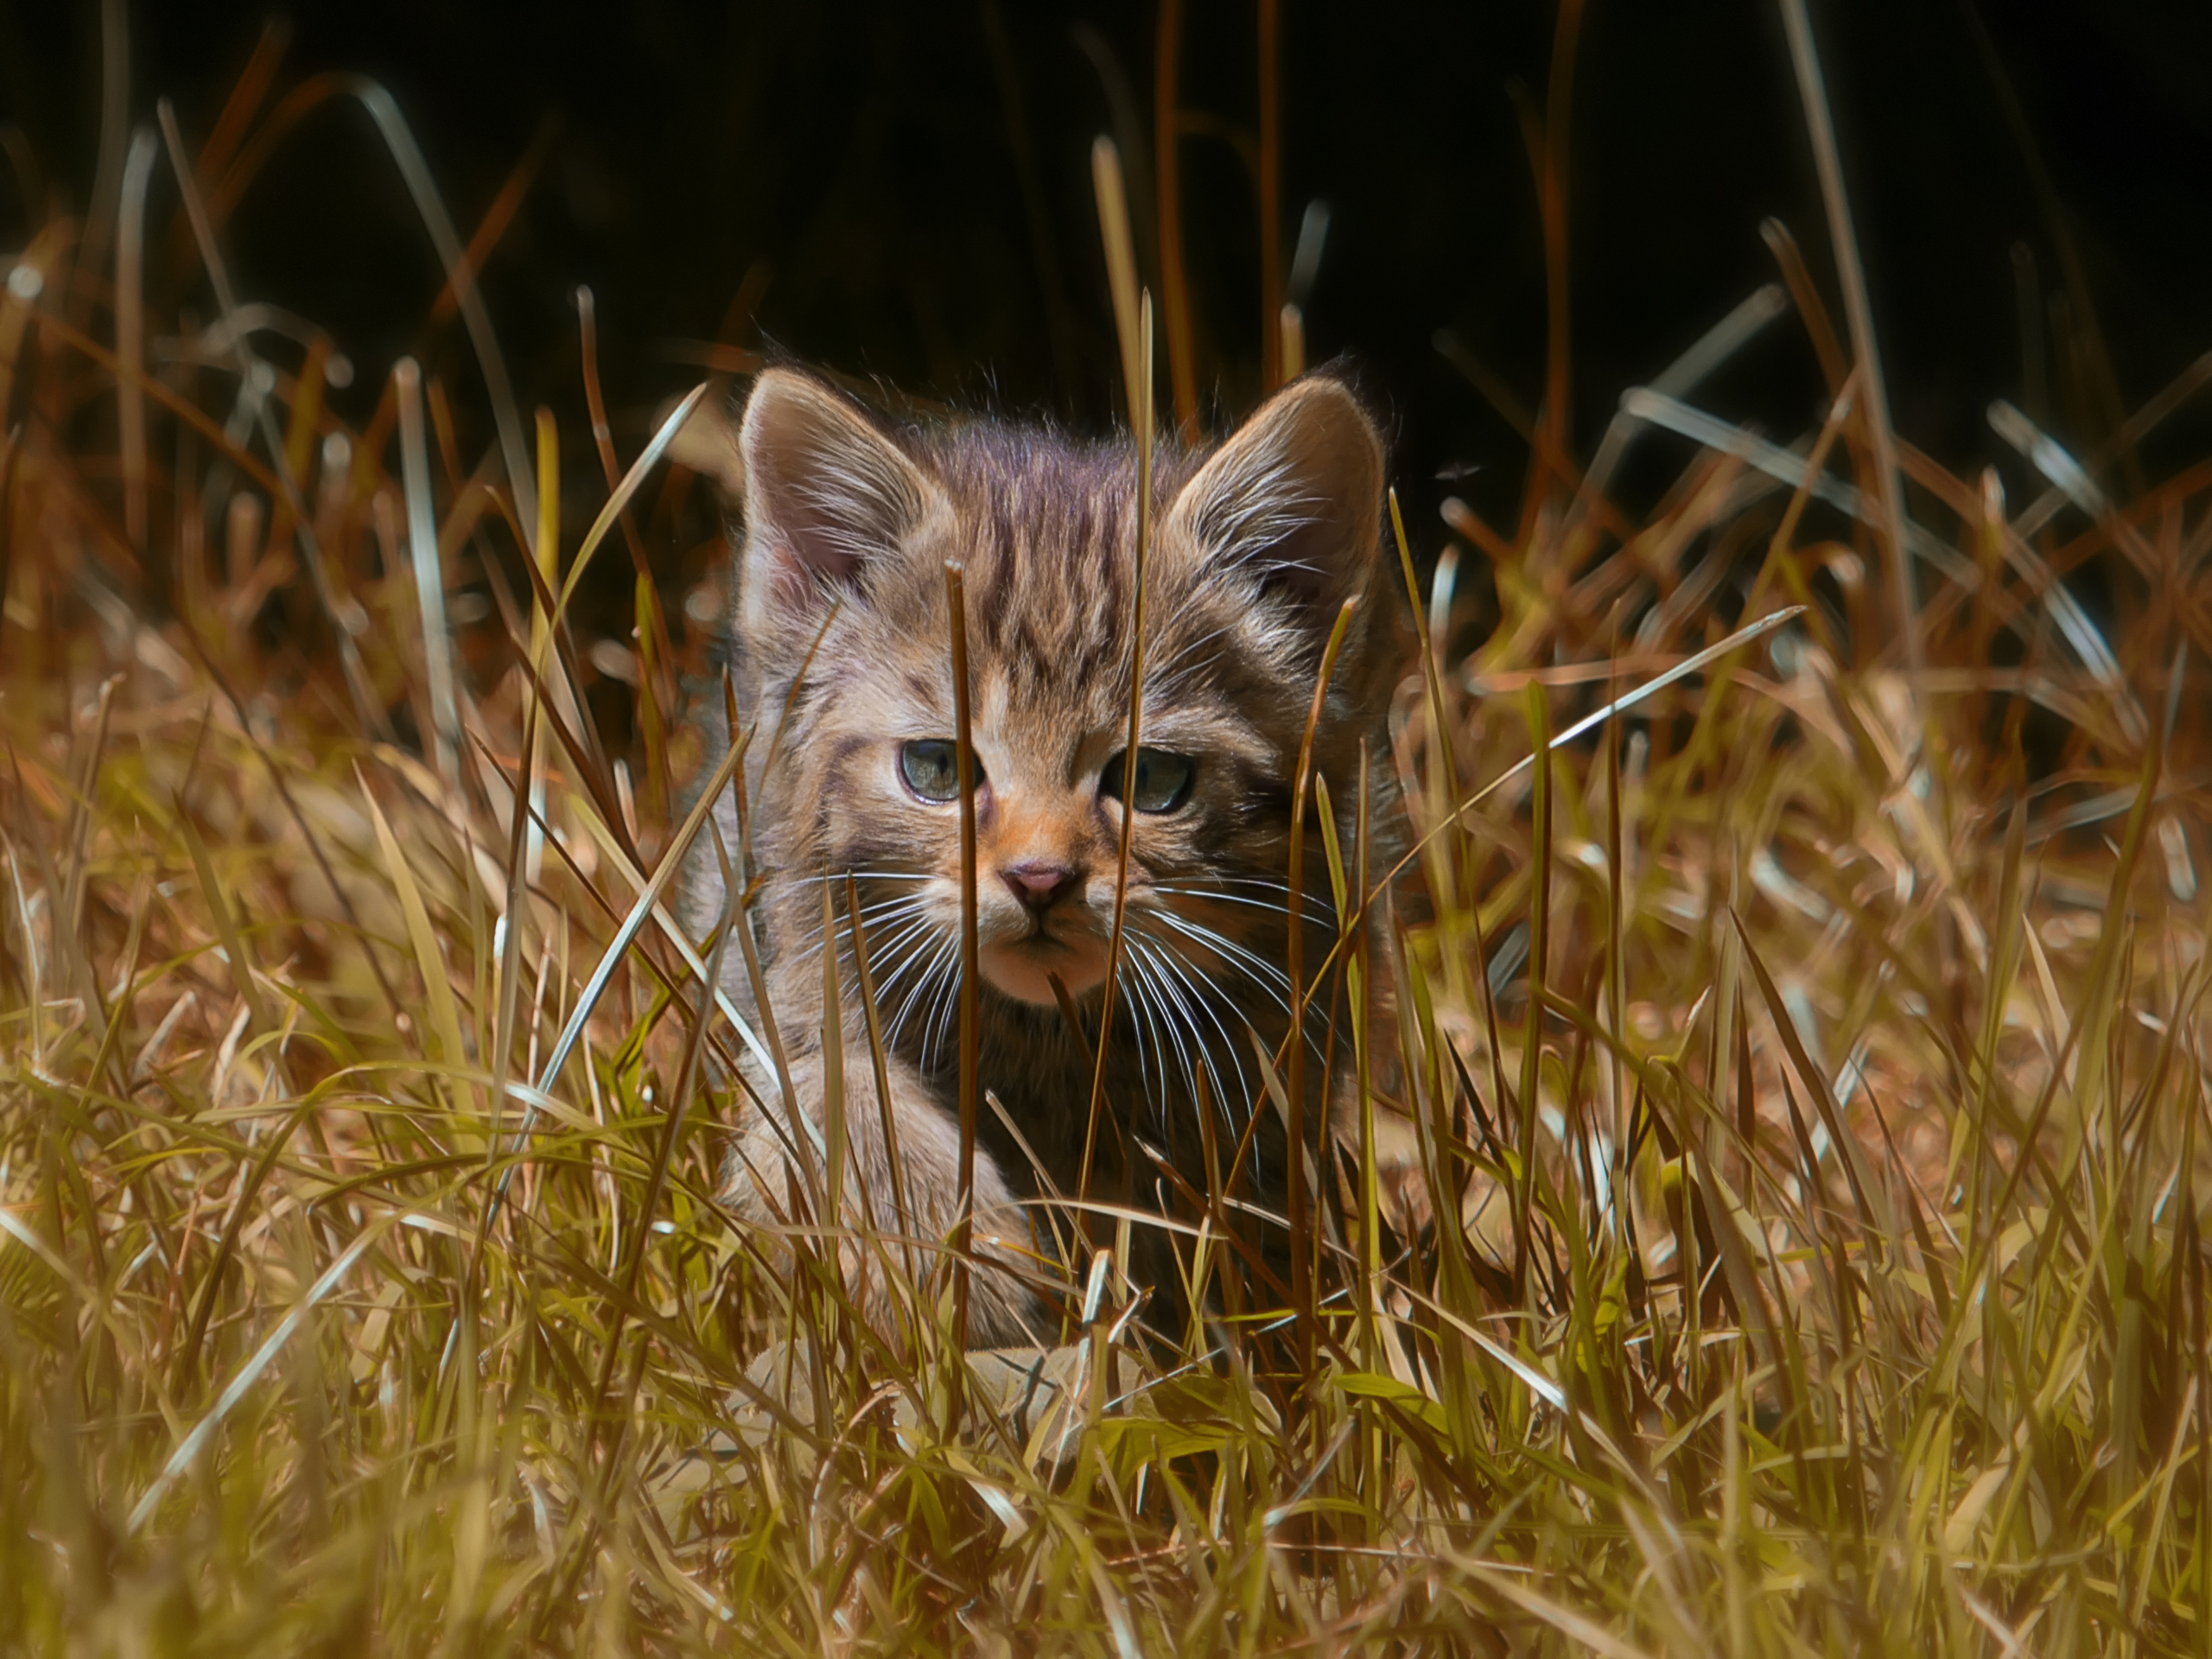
[738,369,933,607]
[1168,376,1385,613]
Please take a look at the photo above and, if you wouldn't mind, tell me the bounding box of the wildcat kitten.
[694,365,1396,1346]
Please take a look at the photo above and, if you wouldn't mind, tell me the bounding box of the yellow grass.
[3,33,2208,1658]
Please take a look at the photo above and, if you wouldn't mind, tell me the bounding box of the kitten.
[693,365,1398,1346]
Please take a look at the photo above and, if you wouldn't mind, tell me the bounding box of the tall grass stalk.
[1,39,2207,1659]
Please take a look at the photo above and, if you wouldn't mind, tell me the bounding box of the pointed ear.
[737,368,937,628]
[1166,376,1385,617]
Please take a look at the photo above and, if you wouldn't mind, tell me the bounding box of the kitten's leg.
[723,1047,1048,1347]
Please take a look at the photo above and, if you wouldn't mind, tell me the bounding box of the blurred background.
[3,0,2209,648]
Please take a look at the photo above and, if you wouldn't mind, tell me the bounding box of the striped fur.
[694,366,1399,1345]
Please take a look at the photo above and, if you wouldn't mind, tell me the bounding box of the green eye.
[1101,747,1195,814]
[899,739,977,803]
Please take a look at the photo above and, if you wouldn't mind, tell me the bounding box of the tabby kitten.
[696,365,1396,1346]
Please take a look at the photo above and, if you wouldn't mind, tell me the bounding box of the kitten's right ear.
[737,368,936,629]
[1165,375,1385,626]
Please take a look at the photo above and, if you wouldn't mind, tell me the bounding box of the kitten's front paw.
[721,1090,1055,1348]
[962,1204,1054,1345]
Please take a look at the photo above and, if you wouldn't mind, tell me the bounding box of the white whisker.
[1125,940,1217,1139]
[777,868,937,888]
[786,895,935,968]
[1130,925,1257,1129]
[918,942,969,1074]
[1142,909,1328,1070]
[853,919,939,1007]
[1115,956,1159,1111]
[1127,941,1201,1132]
[1147,907,1295,1004]
[883,932,957,1054]
[1154,884,1336,925]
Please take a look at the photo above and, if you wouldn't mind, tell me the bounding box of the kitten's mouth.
[979,928,1108,1006]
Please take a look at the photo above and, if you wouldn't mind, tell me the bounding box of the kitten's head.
[730,366,1391,1014]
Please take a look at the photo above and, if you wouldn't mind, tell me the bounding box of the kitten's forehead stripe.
[902,423,1278,714]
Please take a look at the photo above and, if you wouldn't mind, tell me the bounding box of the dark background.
[3,0,2209,588]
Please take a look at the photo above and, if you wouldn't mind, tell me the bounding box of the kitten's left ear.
[736,368,941,640]
[1166,375,1386,617]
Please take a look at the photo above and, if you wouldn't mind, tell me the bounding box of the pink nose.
[1000,861,1079,912]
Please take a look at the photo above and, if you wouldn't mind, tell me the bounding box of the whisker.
[853,919,938,1005]
[1141,911,1329,1071]
[785,896,935,968]
[837,906,936,976]
[1126,936,1218,1134]
[1161,873,1332,899]
[1154,885,1337,925]
[1132,957,1184,1134]
[778,869,937,887]
[1147,908,1296,1002]
[883,932,957,1054]
[1123,942,1211,1141]
[1130,925,1257,1129]
[1150,927,1263,1114]
[1115,955,1160,1111]
[921,947,967,1075]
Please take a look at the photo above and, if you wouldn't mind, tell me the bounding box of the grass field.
[3,23,2209,1657]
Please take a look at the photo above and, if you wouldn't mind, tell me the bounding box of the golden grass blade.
[1257,0,1281,392]
[1090,137,1143,426]
[0,1205,82,1292]
[113,127,156,554]
[1568,283,1789,532]
[1282,592,1361,1358]
[1777,0,1919,677]
[175,805,272,1039]
[155,98,386,740]
[551,382,709,625]
[1463,1563,1662,1659]
[127,1211,399,1535]
[1448,603,1804,826]
[1515,682,1552,1302]
[525,733,766,1105]
[1083,291,1156,1209]
[945,558,982,1342]
[359,766,465,1079]
[342,79,536,541]
[1278,300,1306,378]
[1619,389,1977,589]
[393,359,461,784]
[1153,0,1198,443]
[10,29,2212,1645]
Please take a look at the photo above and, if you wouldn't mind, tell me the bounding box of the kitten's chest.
[932,995,1299,1199]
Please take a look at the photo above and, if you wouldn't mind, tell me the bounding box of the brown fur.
[690,366,1400,1346]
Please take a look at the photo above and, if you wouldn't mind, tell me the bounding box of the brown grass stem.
[1081,294,1156,1224]
[1090,137,1144,429]
[944,560,982,1351]
[1257,0,1281,393]
[1284,594,1361,1374]
[1777,0,1921,680]
[1153,0,1198,442]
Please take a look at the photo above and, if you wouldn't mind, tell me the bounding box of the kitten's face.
[800,570,1285,1007]
[732,369,1389,1017]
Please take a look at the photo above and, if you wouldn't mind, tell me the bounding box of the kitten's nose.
[999,861,1079,912]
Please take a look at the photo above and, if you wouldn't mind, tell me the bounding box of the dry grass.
[3,39,2209,1659]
